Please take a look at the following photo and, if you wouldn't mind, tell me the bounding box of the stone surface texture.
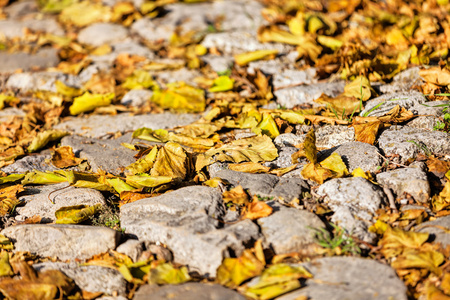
[1,224,120,260]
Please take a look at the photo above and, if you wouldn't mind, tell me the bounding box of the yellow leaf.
[51,146,84,168]
[126,146,158,175]
[301,162,335,184]
[234,50,279,66]
[256,113,280,139]
[208,76,235,92]
[106,178,136,194]
[0,252,13,277]
[28,130,69,153]
[195,135,278,171]
[379,226,429,259]
[151,82,205,113]
[223,185,250,206]
[419,67,450,86]
[344,75,372,101]
[38,0,76,13]
[69,92,114,115]
[122,70,155,90]
[352,120,381,145]
[148,263,191,285]
[22,171,67,185]
[0,235,13,250]
[258,25,311,46]
[316,94,361,116]
[242,264,312,300]
[150,142,188,179]
[317,35,343,51]
[0,174,25,185]
[55,80,82,98]
[0,93,19,110]
[55,204,102,224]
[391,249,444,275]
[125,174,172,189]
[229,162,271,174]
[377,105,415,123]
[303,128,317,164]
[351,167,374,181]
[216,247,265,288]
[59,1,111,27]
[319,153,349,178]
[386,28,409,49]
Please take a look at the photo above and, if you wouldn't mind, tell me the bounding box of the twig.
[47,185,71,204]
[375,152,409,168]
[382,186,398,213]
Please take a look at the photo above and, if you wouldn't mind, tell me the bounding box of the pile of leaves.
[0,0,449,299]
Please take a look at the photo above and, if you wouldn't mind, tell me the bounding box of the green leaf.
[55,204,102,224]
[0,174,25,185]
[22,171,67,185]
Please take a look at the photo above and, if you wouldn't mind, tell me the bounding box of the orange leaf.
[244,200,273,220]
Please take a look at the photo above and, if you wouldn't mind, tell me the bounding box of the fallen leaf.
[55,204,102,224]
[217,247,265,288]
[59,1,111,27]
[244,200,273,220]
[27,130,69,153]
[147,263,191,285]
[419,67,450,86]
[352,120,381,145]
[195,135,278,171]
[228,162,271,174]
[223,185,250,206]
[151,82,205,113]
[69,92,114,115]
[51,146,84,168]
[150,142,188,179]
[241,264,312,300]
[234,50,279,66]
[208,76,235,92]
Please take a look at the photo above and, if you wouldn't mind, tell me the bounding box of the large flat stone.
[15,183,107,223]
[416,215,450,247]
[135,282,245,300]
[33,262,126,296]
[318,141,383,172]
[274,81,345,109]
[214,169,309,201]
[376,167,430,203]
[120,186,261,277]
[257,201,325,254]
[378,126,450,163]
[6,71,81,93]
[276,257,407,300]
[1,224,120,260]
[0,48,59,73]
[132,0,265,43]
[360,91,427,117]
[77,23,128,47]
[61,134,136,175]
[317,177,386,242]
[54,113,200,138]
